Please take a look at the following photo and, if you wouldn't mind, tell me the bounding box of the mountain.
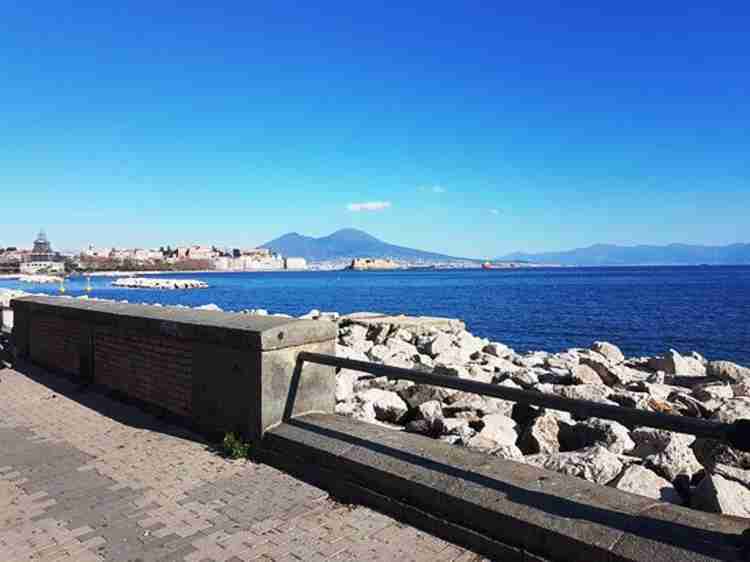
[261,228,470,262]
[499,243,750,266]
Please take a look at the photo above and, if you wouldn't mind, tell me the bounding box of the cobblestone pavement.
[0,364,487,562]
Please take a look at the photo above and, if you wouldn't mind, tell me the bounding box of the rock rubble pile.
[331,313,750,519]
[111,277,208,289]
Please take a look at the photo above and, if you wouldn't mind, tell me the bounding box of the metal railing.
[298,351,750,452]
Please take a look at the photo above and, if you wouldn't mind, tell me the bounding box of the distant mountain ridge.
[261,228,470,262]
[499,243,750,266]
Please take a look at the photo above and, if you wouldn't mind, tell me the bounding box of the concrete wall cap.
[11,296,336,350]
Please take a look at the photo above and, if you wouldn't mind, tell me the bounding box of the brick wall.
[12,296,336,439]
[93,327,194,417]
[29,314,86,375]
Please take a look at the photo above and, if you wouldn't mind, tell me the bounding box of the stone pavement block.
[0,366,480,562]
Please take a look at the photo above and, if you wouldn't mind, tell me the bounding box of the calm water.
[2,267,749,364]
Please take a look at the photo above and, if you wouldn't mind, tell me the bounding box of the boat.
[482,261,504,270]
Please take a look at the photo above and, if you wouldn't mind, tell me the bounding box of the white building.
[284,257,307,270]
[20,231,65,274]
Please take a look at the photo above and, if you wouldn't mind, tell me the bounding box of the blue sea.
[2,267,749,364]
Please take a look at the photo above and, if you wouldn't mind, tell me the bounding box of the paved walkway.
[0,364,486,562]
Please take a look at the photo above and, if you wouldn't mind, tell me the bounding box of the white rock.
[611,465,682,504]
[473,414,518,447]
[518,414,561,455]
[417,400,443,425]
[711,397,750,424]
[707,361,750,384]
[591,341,625,363]
[356,389,409,423]
[526,445,623,486]
[648,349,705,376]
[424,333,453,358]
[692,474,750,517]
[489,444,525,462]
[566,418,635,455]
[335,370,358,402]
[483,342,513,358]
[195,303,222,311]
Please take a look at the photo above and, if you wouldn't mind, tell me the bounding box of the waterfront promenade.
[0,363,483,562]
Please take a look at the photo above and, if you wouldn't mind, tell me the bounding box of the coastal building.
[210,248,286,271]
[348,258,400,270]
[19,230,65,274]
[283,257,307,270]
[82,245,115,259]
[177,246,216,261]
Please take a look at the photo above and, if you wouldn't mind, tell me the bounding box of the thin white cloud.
[419,185,446,194]
[346,201,392,212]
[490,209,501,215]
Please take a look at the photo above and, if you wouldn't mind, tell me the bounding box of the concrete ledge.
[263,413,747,562]
[11,296,336,350]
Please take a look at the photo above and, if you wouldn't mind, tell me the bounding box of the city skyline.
[2,3,749,255]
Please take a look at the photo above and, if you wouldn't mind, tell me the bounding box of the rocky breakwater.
[333,314,750,519]
[111,277,208,289]
[17,274,62,284]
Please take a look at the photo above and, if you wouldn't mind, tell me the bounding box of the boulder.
[693,438,750,471]
[489,444,525,462]
[367,344,391,363]
[195,303,222,311]
[608,390,653,411]
[473,413,518,448]
[648,349,706,376]
[511,370,541,388]
[711,397,750,424]
[713,463,750,488]
[518,414,561,455]
[368,323,392,344]
[424,332,454,358]
[646,441,703,482]
[483,342,513,358]
[732,380,750,398]
[335,370,359,402]
[591,341,625,363]
[706,360,750,383]
[610,465,682,504]
[356,389,409,423]
[564,418,635,455]
[336,345,370,362]
[570,364,604,385]
[398,384,456,409]
[580,356,648,387]
[453,330,488,359]
[692,474,750,517]
[629,428,702,481]
[437,418,473,438]
[516,351,549,369]
[691,382,733,402]
[416,400,444,432]
[384,336,418,357]
[555,384,614,405]
[526,445,623,486]
[433,363,471,379]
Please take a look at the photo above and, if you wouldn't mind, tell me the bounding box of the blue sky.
[1,2,748,258]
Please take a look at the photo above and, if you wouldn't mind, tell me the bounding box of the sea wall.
[10,295,337,440]
[4,288,750,520]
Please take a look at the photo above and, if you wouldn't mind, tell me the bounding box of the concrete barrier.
[11,296,337,440]
[263,414,748,562]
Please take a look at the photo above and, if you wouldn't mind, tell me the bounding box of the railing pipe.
[298,351,750,452]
